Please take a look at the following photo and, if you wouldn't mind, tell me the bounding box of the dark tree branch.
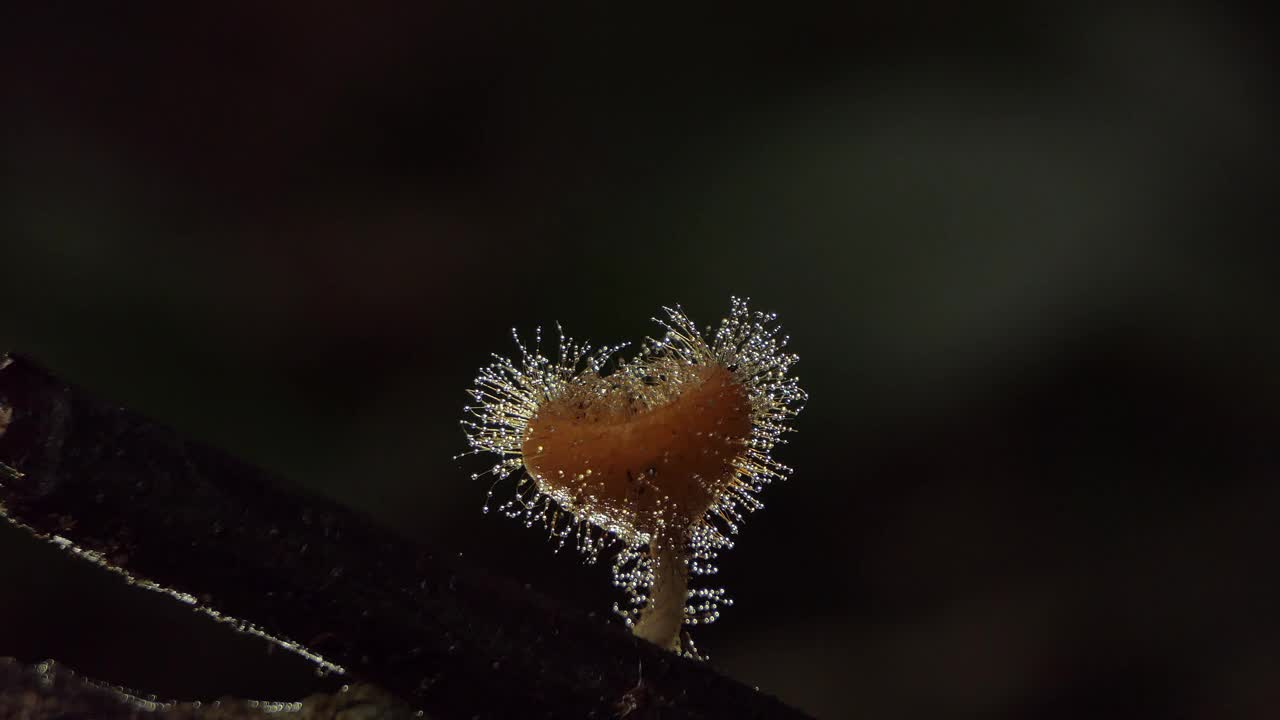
[0,658,418,719]
[0,354,813,720]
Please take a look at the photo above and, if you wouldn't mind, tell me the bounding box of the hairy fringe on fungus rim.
[458,298,806,656]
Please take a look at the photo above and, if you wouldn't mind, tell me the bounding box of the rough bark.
[0,658,418,720]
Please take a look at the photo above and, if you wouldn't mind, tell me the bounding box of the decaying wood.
[0,658,419,720]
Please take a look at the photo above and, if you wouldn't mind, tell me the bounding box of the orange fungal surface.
[522,365,753,537]
[460,298,805,656]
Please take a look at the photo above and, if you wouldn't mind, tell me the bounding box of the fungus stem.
[632,532,689,652]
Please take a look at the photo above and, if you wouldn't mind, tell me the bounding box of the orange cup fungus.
[460,298,805,655]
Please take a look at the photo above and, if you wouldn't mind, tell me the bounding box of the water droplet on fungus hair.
[458,297,806,656]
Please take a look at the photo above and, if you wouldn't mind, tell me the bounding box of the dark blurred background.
[1,4,1277,718]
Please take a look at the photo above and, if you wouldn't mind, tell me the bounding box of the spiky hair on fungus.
[459,297,806,656]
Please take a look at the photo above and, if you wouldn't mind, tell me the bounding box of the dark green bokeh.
[2,4,1277,718]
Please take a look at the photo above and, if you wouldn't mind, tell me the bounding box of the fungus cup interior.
[522,365,753,540]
